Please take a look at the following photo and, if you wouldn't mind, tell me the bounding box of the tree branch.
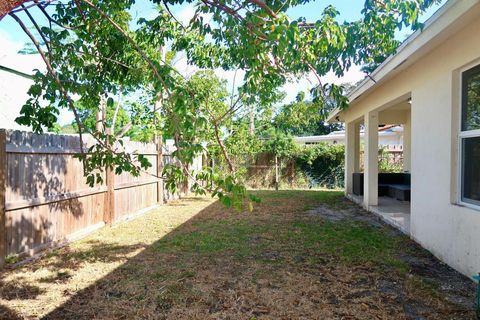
[21,5,51,53]
[111,88,123,133]
[246,0,277,18]
[80,0,173,100]
[203,95,235,172]
[34,1,79,30]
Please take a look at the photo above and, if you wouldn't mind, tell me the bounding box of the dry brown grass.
[0,190,475,319]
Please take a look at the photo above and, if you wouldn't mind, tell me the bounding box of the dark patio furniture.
[352,173,411,201]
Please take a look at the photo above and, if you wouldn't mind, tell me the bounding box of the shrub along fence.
[240,144,346,190]
[0,129,196,264]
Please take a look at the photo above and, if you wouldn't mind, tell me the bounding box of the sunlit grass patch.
[287,219,408,270]
[155,220,270,257]
[0,191,473,319]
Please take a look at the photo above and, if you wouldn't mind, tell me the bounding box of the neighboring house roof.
[328,0,480,122]
[294,125,404,144]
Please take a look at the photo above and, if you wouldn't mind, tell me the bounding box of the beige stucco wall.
[342,7,480,277]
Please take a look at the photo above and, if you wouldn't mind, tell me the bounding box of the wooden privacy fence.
[0,129,196,264]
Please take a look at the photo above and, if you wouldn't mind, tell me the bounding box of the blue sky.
[0,0,446,126]
[0,0,444,42]
[289,1,364,21]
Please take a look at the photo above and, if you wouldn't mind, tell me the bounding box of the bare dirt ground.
[0,190,476,319]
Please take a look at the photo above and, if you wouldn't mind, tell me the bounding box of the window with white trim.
[460,65,480,206]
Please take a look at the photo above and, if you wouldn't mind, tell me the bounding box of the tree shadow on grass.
[14,239,148,274]
[0,276,45,319]
[0,304,22,320]
[0,278,45,300]
[39,193,325,319]
[0,190,474,319]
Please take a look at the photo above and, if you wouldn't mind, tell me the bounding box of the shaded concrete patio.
[347,194,411,235]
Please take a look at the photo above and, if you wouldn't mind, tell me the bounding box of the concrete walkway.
[347,194,411,235]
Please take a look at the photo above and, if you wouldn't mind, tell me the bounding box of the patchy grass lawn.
[0,190,475,319]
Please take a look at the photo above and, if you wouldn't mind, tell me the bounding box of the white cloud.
[0,31,42,130]
[0,16,366,131]
[171,51,245,95]
[215,68,246,94]
[0,30,23,56]
[170,4,366,105]
[175,5,197,25]
[322,64,365,86]
[171,52,198,77]
[0,30,76,128]
[174,3,213,26]
[172,50,364,106]
[282,64,366,104]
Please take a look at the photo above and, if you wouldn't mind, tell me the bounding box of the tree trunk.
[249,104,255,135]
[275,155,279,191]
[154,92,164,203]
[154,47,165,202]
[96,95,106,132]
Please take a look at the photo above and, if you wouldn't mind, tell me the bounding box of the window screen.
[462,65,480,131]
[462,137,480,205]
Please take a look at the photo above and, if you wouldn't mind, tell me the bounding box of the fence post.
[104,129,115,224]
[275,155,279,191]
[0,130,7,264]
[156,135,164,204]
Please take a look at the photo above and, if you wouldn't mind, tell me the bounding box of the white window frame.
[457,64,480,210]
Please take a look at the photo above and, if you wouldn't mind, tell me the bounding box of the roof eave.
[327,0,479,123]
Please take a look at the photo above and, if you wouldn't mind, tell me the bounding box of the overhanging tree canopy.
[3,0,441,209]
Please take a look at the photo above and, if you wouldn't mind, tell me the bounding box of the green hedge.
[295,143,345,189]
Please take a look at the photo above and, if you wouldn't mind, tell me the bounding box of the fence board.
[0,130,201,261]
[0,129,7,263]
